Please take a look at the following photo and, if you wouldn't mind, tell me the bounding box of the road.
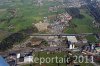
[31,33,93,36]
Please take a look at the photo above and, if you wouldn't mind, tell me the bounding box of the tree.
[0,33,26,51]
[65,7,80,17]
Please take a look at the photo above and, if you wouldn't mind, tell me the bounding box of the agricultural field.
[0,0,65,41]
[0,0,64,32]
[65,9,100,34]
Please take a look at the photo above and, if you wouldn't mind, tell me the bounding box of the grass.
[21,52,67,66]
[0,0,64,33]
[34,52,67,66]
[79,62,94,66]
[35,52,65,58]
[64,9,98,34]
[74,25,93,33]
[33,52,66,66]
[0,30,10,41]
[71,12,94,33]
[21,52,94,66]
[86,35,97,42]
[64,28,76,34]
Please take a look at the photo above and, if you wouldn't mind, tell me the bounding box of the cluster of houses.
[34,13,72,33]
[48,5,65,12]
[0,34,100,66]
[62,34,100,61]
[64,0,82,8]
[58,13,72,21]
[82,43,100,61]
[48,0,64,3]
[0,50,34,66]
[48,0,84,12]
[16,51,33,65]
[97,0,100,7]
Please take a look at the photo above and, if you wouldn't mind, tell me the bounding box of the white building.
[67,36,78,49]
[24,56,33,63]
[67,36,78,43]
[17,53,33,64]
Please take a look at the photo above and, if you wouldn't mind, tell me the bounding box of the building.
[64,0,81,8]
[48,0,64,3]
[67,36,78,49]
[95,47,100,53]
[17,52,33,64]
[6,52,16,66]
[95,33,100,39]
[38,0,43,6]
[82,39,88,44]
[67,36,78,43]
[59,13,72,21]
[95,43,100,47]
[24,56,33,63]
[94,47,100,61]
[0,56,9,66]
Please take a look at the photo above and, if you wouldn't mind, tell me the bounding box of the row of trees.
[65,7,84,19]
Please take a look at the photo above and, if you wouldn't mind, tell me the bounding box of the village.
[1,11,100,66]
[0,0,100,66]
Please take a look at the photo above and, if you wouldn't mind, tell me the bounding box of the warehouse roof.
[67,36,78,43]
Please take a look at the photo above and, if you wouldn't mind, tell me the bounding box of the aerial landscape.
[0,0,100,66]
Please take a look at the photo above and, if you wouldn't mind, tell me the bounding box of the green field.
[64,28,76,34]
[0,0,64,32]
[72,12,93,33]
[0,0,65,41]
[65,9,100,34]
[34,52,66,66]
[86,35,97,42]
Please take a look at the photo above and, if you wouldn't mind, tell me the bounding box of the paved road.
[31,33,93,36]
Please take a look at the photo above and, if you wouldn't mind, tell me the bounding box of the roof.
[0,56,9,66]
[95,47,100,52]
[24,56,33,63]
[67,36,78,43]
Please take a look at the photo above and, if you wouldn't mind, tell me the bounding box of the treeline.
[0,33,26,51]
[65,7,84,19]
[0,26,38,51]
